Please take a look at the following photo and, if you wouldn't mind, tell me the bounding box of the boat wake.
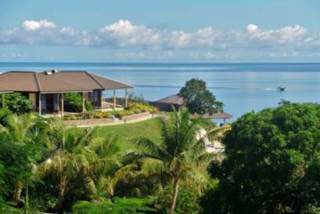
[264,88,277,91]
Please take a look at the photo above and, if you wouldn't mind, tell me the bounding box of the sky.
[0,0,320,62]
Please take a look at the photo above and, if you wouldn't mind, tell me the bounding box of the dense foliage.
[72,197,155,214]
[202,102,320,213]
[64,93,93,112]
[179,79,223,114]
[0,93,33,114]
[3,101,320,213]
[0,109,217,213]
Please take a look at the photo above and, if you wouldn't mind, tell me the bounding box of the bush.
[1,93,33,114]
[64,93,83,112]
[64,93,94,113]
[127,102,158,114]
[0,108,12,126]
[85,100,93,112]
[154,185,202,214]
[93,111,110,119]
[63,111,113,121]
[72,197,155,214]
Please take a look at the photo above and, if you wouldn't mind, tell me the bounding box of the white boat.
[277,86,286,92]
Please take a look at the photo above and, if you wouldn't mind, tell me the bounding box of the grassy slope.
[94,117,163,150]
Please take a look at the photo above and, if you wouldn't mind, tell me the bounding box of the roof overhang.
[39,90,93,94]
[0,91,13,94]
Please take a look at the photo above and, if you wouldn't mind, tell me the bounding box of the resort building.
[0,70,132,115]
[152,94,185,111]
[154,94,232,123]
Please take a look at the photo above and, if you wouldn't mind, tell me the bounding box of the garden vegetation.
[0,101,320,213]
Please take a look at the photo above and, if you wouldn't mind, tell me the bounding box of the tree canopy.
[179,79,223,115]
[202,102,320,213]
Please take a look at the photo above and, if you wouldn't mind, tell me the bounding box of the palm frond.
[135,137,170,161]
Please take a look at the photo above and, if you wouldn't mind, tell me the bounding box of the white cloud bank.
[22,19,57,31]
[0,19,320,60]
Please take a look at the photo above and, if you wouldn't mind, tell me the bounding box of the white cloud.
[22,20,57,31]
[99,20,161,48]
[247,24,259,33]
[0,19,319,60]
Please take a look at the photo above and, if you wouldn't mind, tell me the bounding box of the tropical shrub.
[115,110,136,119]
[93,111,110,119]
[0,93,33,114]
[85,100,94,112]
[0,108,12,126]
[72,197,155,214]
[127,102,158,114]
[64,93,83,112]
[63,108,153,121]
[154,184,202,214]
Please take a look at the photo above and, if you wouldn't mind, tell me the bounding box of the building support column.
[113,90,116,109]
[82,92,86,113]
[100,90,103,109]
[125,89,128,108]
[61,93,64,116]
[38,93,42,115]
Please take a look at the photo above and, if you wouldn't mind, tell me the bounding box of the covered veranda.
[0,70,133,116]
[38,88,131,116]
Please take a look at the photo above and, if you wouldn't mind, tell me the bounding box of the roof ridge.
[33,72,42,92]
[6,71,36,73]
[85,71,105,89]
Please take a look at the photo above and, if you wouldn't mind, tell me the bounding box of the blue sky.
[0,0,320,62]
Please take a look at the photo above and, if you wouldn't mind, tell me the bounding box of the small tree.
[179,79,223,115]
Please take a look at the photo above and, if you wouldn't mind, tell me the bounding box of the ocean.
[1,62,320,120]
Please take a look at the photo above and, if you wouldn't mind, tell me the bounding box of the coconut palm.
[125,110,215,214]
[37,127,95,212]
[38,125,126,211]
[74,133,125,200]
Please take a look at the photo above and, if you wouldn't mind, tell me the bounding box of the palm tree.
[38,126,125,211]
[37,127,94,212]
[125,110,215,214]
[74,133,125,200]
[0,113,51,213]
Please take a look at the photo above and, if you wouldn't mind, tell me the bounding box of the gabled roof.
[199,112,233,120]
[156,94,184,105]
[0,71,132,93]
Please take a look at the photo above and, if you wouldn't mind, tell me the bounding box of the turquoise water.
[1,62,320,120]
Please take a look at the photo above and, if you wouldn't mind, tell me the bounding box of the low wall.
[64,112,152,127]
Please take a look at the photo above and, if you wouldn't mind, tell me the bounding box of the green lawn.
[94,117,163,150]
